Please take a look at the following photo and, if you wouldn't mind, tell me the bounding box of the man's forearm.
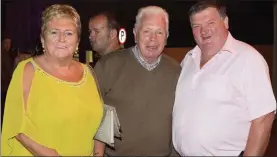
[244,112,275,156]
[93,140,105,156]
[16,133,60,156]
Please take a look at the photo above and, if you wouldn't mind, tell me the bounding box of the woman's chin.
[55,55,73,60]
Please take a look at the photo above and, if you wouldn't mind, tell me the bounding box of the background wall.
[1,0,274,60]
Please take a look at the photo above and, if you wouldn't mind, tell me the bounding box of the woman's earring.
[75,47,79,54]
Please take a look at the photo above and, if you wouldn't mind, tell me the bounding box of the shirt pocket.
[200,74,231,101]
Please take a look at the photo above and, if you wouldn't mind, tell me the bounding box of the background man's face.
[3,38,11,52]
[89,15,111,55]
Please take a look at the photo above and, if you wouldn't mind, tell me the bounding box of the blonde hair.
[41,4,81,39]
[134,6,169,37]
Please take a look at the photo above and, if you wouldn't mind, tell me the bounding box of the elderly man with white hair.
[94,5,181,156]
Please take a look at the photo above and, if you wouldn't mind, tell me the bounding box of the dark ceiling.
[71,0,275,47]
[1,0,275,51]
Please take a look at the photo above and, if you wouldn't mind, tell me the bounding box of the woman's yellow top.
[1,58,103,156]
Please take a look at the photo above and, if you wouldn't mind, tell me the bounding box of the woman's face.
[41,16,79,59]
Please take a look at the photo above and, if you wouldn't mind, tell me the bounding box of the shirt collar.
[221,32,237,53]
[132,45,161,71]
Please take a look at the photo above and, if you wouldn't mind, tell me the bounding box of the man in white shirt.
[172,0,276,156]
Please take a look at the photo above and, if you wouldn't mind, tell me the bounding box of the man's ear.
[224,16,229,29]
[133,28,137,43]
[110,29,117,40]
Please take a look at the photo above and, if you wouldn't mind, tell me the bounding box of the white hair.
[134,6,169,37]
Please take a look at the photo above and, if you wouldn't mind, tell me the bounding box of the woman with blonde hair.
[1,4,103,156]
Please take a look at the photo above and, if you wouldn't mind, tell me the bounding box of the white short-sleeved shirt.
[172,33,276,156]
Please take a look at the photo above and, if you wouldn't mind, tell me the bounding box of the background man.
[88,11,121,65]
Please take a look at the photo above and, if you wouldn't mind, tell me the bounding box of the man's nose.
[149,32,157,41]
[200,26,209,35]
[90,31,96,38]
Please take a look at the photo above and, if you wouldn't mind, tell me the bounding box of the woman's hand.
[16,133,61,156]
[93,140,105,156]
[38,148,60,156]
